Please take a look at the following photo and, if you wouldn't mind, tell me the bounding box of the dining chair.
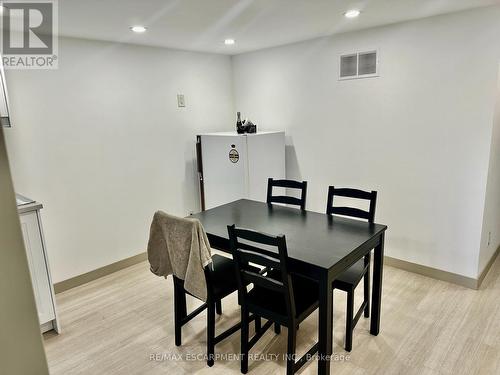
[228,224,319,375]
[173,254,260,366]
[267,178,308,210]
[326,186,377,352]
[266,178,308,334]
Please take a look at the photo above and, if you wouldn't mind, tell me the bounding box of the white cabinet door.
[246,132,285,202]
[19,212,55,325]
[201,135,249,209]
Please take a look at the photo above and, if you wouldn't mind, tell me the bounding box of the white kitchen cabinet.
[17,195,60,333]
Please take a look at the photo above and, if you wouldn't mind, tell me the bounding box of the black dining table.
[191,199,387,375]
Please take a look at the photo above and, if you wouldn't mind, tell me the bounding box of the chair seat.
[209,254,262,299]
[246,271,319,322]
[209,254,240,299]
[333,259,368,289]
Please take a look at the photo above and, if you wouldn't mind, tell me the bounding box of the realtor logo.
[1,0,58,69]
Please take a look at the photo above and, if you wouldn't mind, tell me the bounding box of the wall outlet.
[177,94,186,107]
[188,210,194,216]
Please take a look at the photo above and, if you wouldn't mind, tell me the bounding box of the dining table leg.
[318,272,333,375]
[370,232,385,335]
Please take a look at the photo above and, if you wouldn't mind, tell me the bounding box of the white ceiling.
[58,0,500,54]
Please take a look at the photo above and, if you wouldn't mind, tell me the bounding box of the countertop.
[16,194,43,214]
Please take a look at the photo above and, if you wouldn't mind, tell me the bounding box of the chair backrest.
[266,178,308,210]
[326,186,377,223]
[227,225,296,319]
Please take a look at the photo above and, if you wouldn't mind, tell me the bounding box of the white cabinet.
[196,131,285,210]
[17,196,60,333]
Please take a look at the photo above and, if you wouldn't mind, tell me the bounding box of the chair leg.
[274,322,281,334]
[216,300,222,315]
[286,326,297,375]
[207,303,215,367]
[364,254,371,318]
[345,289,354,352]
[173,278,186,347]
[241,309,249,374]
[255,316,262,333]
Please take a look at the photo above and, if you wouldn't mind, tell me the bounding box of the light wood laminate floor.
[44,253,500,375]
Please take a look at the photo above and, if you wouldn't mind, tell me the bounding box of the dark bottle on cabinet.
[236,112,245,134]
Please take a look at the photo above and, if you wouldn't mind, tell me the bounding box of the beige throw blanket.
[147,211,212,301]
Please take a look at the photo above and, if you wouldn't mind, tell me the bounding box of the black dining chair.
[267,178,308,210]
[228,225,319,375]
[174,254,260,367]
[326,186,377,352]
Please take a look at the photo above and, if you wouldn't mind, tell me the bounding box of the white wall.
[232,6,500,278]
[478,63,500,276]
[5,7,500,283]
[4,37,233,282]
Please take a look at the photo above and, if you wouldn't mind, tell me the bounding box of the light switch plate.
[177,94,186,107]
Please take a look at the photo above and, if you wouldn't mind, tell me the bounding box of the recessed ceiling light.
[344,9,360,18]
[224,39,235,45]
[130,25,147,33]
